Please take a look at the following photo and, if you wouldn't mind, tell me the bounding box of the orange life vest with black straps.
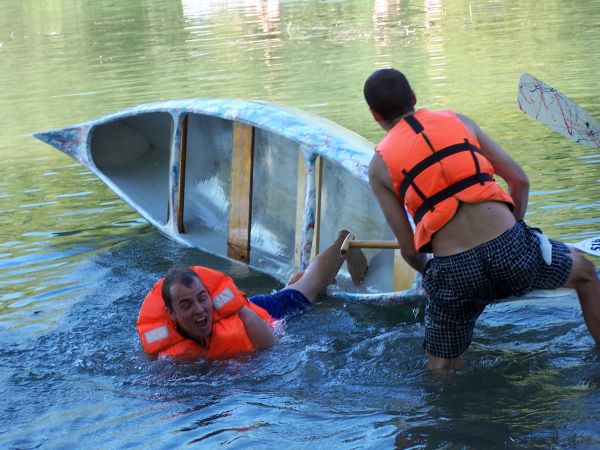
[136,266,274,360]
[375,108,514,252]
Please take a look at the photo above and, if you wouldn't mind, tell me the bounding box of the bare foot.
[347,247,368,285]
[336,229,368,285]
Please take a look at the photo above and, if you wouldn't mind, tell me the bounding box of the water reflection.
[371,0,446,76]
[424,0,446,97]
[424,0,443,29]
[182,0,282,68]
[251,0,282,68]
[372,0,397,49]
[254,0,281,35]
[182,0,281,30]
[181,0,235,20]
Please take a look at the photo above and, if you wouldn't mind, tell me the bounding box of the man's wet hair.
[363,68,416,121]
[161,267,202,312]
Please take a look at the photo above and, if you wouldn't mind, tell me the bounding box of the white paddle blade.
[570,236,600,257]
[518,73,600,148]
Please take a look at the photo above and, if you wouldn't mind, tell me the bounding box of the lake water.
[1,0,600,448]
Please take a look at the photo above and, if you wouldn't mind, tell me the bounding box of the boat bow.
[34,125,91,165]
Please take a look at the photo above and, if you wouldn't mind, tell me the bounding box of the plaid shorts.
[422,220,572,359]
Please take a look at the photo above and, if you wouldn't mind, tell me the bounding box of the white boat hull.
[35,98,423,303]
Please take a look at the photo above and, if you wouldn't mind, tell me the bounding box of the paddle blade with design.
[569,236,600,257]
[518,73,600,148]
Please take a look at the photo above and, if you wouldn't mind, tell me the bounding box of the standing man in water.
[364,68,600,369]
[137,230,367,360]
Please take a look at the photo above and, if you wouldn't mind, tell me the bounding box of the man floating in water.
[364,68,600,369]
[137,230,367,360]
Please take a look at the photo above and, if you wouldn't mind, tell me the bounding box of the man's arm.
[458,113,530,220]
[238,306,275,350]
[369,154,428,273]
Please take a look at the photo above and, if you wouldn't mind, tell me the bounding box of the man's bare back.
[431,201,516,256]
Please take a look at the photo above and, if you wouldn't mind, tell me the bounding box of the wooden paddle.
[518,73,600,148]
[341,233,600,258]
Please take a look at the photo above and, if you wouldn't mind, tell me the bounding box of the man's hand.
[212,287,248,320]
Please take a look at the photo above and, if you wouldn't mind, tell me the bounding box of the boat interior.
[88,111,414,294]
[90,112,172,225]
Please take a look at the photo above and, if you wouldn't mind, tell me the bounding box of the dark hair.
[363,68,415,121]
[161,267,202,312]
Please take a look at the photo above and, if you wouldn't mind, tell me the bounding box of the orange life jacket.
[375,109,514,252]
[136,266,273,360]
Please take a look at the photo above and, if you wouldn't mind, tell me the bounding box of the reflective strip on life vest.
[212,287,234,309]
[144,325,170,344]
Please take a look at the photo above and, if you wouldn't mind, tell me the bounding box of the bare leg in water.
[565,248,600,343]
[427,247,600,371]
[286,229,368,303]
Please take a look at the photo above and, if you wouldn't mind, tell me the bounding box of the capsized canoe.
[34,99,424,303]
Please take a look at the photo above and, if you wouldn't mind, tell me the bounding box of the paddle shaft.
[340,236,399,256]
[339,234,600,258]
